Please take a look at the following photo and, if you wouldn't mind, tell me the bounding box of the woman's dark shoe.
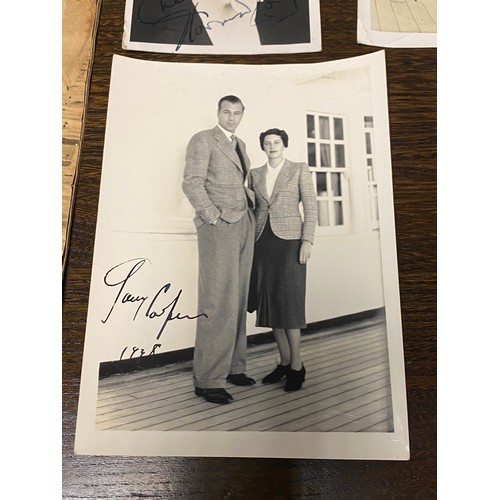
[284,364,306,392]
[262,364,291,384]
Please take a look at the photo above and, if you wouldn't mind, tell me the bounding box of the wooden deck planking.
[420,0,437,25]
[322,398,393,432]
[391,2,419,33]
[294,386,392,432]
[261,371,391,432]
[95,332,388,434]
[372,0,400,32]
[97,321,384,397]
[96,327,386,417]
[371,0,437,33]
[96,317,394,433]
[206,369,391,432]
[361,419,395,432]
[99,332,385,406]
[405,0,436,33]
[139,358,388,430]
[370,0,381,31]
[95,346,389,430]
[95,324,384,412]
[96,347,389,431]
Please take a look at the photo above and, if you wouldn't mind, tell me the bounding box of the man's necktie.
[231,135,247,175]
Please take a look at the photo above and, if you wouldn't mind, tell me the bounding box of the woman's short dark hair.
[259,128,289,150]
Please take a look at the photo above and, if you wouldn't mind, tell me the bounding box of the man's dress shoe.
[195,387,234,404]
[226,373,256,386]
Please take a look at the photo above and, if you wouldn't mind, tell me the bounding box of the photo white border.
[122,0,322,54]
[74,51,409,460]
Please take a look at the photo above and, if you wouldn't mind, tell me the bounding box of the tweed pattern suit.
[183,126,255,226]
[247,160,317,244]
[182,126,255,389]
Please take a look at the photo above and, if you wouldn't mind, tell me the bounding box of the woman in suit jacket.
[247,128,317,391]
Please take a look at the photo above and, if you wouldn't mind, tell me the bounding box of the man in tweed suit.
[182,95,256,405]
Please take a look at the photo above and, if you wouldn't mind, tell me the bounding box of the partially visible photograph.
[123,0,322,54]
[358,0,437,47]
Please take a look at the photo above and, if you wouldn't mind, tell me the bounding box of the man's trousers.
[193,210,255,389]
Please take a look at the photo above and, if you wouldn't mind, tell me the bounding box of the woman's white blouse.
[265,158,285,199]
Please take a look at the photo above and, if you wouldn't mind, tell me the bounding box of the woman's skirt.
[248,219,306,329]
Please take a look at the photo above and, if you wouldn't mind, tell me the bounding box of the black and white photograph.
[74,51,409,460]
[357,0,437,47]
[122,0,322,54]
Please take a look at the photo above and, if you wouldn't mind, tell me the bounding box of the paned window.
[306,113,350,231]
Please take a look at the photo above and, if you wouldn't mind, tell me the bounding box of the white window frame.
[306,112,351,235]
[364,116,379,230]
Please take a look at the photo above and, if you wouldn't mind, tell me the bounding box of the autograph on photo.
[101,258,206,357]
[136,0,300,50]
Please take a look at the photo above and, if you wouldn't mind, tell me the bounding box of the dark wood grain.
[62,0,436,497]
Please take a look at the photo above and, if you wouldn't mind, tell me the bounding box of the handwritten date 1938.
[120,343,162,361]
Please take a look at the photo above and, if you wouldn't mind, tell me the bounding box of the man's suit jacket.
[255,0,311,45]
[183,126,254,228]
[130,0,310,47]
[247,159,317,243]
[130,0,211,45]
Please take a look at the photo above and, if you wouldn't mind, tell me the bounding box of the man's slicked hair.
[218,95,245,112]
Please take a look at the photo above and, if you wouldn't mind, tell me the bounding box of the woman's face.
[263,134,285,161]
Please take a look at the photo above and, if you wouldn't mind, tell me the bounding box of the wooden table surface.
[62,0,436,497]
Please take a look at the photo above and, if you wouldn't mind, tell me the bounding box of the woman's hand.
[299,241,312,264]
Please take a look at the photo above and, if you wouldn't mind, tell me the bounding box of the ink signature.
[135,0,299,51]
[205,1,253,31]
[101,257,206,341]
[136,0,209,50]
